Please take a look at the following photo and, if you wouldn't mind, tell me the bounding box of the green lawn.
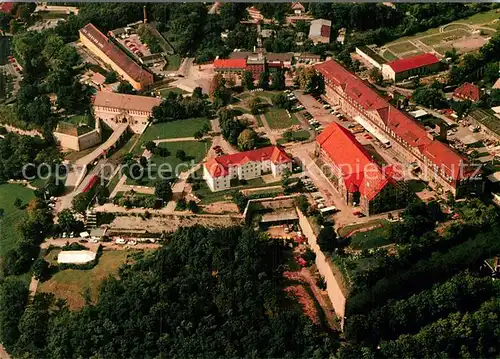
[165,54,182,71]
[38,250,140,310]
[158,87,187,98]
[387,42,418,54]
[420,29,469,46]
[278,130,311,145]
[382,50,399,61]
[264,107,300,129]
[0,184,35,258]
[349,222,393,250]
[127,140,211,186]
[454,8,500,25]
[134,118,211,155]
[338,219,389,238]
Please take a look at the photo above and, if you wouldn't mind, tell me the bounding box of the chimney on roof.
[143,5,147,23]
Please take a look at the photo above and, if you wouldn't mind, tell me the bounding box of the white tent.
[57,250,96,264]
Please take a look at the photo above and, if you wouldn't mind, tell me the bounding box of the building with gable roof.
[316,123,409,215]
[382,53,441,82]
[315,59,483,197]
[79,23,154,91]
[453,82,481,102]
[203,146,292,192]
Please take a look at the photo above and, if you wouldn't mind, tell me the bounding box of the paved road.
[297,208,346,327]
[76,124,128,167]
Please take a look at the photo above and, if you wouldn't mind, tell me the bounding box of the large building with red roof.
[315,59,483,197]
[316,123,409,215]
[382,53,441,81]
[79,24,154,91]
[204,146,292,192]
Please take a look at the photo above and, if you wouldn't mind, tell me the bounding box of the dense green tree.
[243,70,254,90]
[412,86,447,109]
[155,179,172,202]
[273,93,292,109]
[104,71,118,84]
[117,80,134,94]
[11,226,338,358]
[258,71,270,90]
[237,128,257,150]
[0,277,29,351]
[57,209,78,233]
[31,258,49,281]
[271,69,286,90]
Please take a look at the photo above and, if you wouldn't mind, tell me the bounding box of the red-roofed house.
[79,24,153,91]
[213,58,247,76]
[204,146,292,192]
[315,59,483,197]
[316,123,408,215]
[382,53,441,81]
[453,82,481,102]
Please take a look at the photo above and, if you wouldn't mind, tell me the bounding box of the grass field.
[134,118,211,155]
[128,140,211,186]
[0,184,35,258]
[420,29,470,46]
[38,250,140,310]
[349,222,392,250]
[278,130,310,144]
[444,23,471,31]
[264,107,300,129]
[158,87,187,97]
[455,8,500,25]
[338,219,388,238]
[382,50,399,61]
[387,42,418,54]
[165,54,182,71]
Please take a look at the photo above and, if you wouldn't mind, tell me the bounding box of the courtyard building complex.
[204,146,292,192]
[315,59,483,197]
[92,91,162,134]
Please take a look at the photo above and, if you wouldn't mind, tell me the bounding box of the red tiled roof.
[0,2,14,14]
[316,123,389,200]
[79,24,153,87]
[320,25,331,39]
[387,53,440,73]
[213,58,247,69]
[453,82,480,102]
[205,146,291,178]
[315,60,472,181]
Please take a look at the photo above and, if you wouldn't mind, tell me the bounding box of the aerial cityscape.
[0,2,500,358]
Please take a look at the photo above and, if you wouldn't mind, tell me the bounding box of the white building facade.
[204,146,293,192]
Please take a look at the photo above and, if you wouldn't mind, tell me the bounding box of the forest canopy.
[5,226,338,358]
